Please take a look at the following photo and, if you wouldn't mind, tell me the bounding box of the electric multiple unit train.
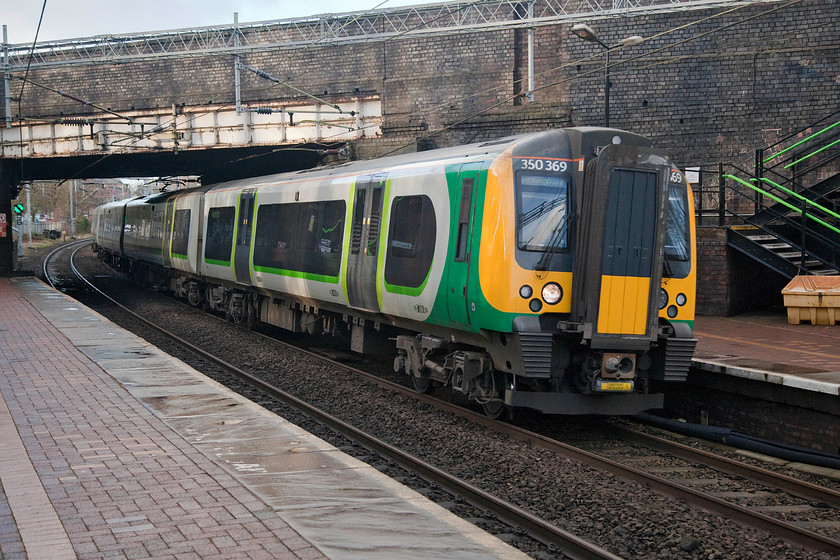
[92,127,697,417]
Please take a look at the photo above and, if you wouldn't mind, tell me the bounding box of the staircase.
[695,110,840,279]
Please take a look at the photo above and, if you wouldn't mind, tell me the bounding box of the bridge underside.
[2,141,343,195]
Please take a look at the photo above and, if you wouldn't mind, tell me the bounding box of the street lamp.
[571,23,643,128]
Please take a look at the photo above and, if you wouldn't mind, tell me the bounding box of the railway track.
[58,245,840,559]
[42,237,94,291]
[56,239,619,560]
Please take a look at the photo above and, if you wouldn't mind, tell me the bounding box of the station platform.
[692,312,840,397]
[0,276,527,560]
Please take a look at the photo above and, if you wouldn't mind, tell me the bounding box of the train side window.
[384,195,436,289]
[313,200,345,277]
[151,208,164,242]
[253,201,345,278]
[319,201,345,257]
[296,203,321,253]
[455,179,473,262]
[367,186,384,257]
[253,203,297,269]
[350,190,366,255]
[236,197,255,247]
[204,206,235,263]
[664,183,691,278]
[171,209,191,258]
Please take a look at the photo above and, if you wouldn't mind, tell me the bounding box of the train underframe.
[96,246,694,418]
[392,321,694,418]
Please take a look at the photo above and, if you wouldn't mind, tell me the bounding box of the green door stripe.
[340,180,357,302]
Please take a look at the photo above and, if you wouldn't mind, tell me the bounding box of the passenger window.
[252,201,346,278]
[171,209,191,257]
[204,206,235,263]
[384,195,436,289]
[455,179,473,262]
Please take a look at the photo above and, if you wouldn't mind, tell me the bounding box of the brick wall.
[4,0,839,302]
[695,227,790,315]
[664,372,840,455]
[696,228,730,315]
[9,0,838,167]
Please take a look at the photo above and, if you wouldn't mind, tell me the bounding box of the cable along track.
[64,245,840,558]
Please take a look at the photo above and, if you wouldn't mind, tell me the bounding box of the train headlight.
[659,288,668,310]
[676,293,687,306]
[541,282,562,305]
[519,285,533,299]
[667,305,678,318]
[529,299,543,312]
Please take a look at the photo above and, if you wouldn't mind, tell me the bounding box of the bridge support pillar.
[0,160,18,274]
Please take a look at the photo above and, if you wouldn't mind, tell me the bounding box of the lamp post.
[571,23,643,128]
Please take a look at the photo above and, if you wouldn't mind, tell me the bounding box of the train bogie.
[92,127,697,417]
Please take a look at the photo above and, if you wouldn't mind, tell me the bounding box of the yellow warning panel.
[597,275,650,335]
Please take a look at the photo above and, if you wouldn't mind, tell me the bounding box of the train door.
[234,189,256,284]
[597,168,658,335]
[571,144,668,348]
[446,163,480,324]
[346,174,386,311]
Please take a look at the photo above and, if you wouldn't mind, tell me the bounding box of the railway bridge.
[2,0,839,312]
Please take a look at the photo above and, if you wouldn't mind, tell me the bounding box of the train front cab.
[481,128,696,415]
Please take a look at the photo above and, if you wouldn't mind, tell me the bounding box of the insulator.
[60,118,87,126]
[256,107,273,115]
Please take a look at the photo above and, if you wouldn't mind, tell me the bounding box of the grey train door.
[346,174,387,311]
[234,189,256,284]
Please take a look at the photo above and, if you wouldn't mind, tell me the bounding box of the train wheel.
[411,375,433,394]
[226,304,243,324]
[187,287,202,307]
[481,400,508,420]
[244,296,258,330]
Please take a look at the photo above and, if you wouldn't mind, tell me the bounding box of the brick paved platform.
[0,277,528,560]
[693,312,840,397]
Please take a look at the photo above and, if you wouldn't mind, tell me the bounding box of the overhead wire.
[15,0,48,186]
[378,0,813,156]
[10,0,821,188]
[191,0,822,163]
[9,0,438,186]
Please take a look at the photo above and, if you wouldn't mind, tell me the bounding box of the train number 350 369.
[517,158,568,172]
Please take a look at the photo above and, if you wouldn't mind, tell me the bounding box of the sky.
[1,0,425,44]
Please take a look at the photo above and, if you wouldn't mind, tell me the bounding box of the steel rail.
[42,237,95,289]
[364,376,840,554]
[68,248,840,555]
[609,422,840,508]
[65,246,621,560]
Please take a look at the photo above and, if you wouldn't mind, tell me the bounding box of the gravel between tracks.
[52,247,840,560]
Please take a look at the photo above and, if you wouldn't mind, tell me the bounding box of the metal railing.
[1,0,777,69]
[694,169,839,275]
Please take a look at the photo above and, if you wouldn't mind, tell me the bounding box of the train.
[92,127,697,418]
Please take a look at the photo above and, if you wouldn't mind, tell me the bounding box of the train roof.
[105,127,653,205]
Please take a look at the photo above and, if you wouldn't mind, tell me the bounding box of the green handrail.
[763,120,840,164]
[724,174,840,235]
[784,137,840,169]
[755,177,840,222]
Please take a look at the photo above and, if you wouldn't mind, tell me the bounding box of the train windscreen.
[516,175,569,252]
